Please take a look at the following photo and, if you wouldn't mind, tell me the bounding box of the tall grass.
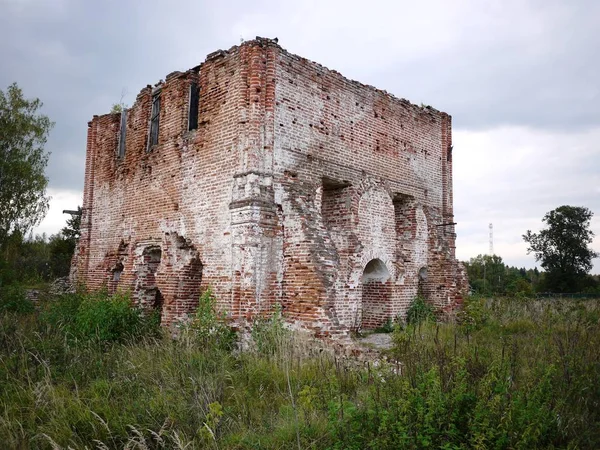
[0,290,599,449]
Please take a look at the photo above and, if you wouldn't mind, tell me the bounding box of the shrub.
[0,258,18,287]
[73,292,150,344]
[188,288,235,350]
[406,295,435,325]
[0,284,35,314]
[41,290,158,344]
[373,317,395,333]
[459,295,490,333]
[42,292,83,329]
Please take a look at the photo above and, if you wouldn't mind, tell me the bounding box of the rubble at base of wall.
[23,278,75,306]
[49,277,76,296]
[25,289,41,304]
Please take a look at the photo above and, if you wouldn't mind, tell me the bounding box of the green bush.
[458,295,490,333]
[0,284,35,314]
[0,261,35,314]
[42,290,159,344]
[188,288,236,350]
[73,292,145,344]
[0,259,18,287]
[42,292,83,329]
[373,317,395,333]
[406,295,436,325]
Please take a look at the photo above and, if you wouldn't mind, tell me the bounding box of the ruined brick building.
[73,37,468,335]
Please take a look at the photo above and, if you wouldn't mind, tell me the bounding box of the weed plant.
[406,295,436,325]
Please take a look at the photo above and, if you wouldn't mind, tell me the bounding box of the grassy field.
[0,288,599,449]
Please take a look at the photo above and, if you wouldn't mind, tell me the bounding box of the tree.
[0,83,53,249]
[61,206,81,243]
[110,103,127,114]
[523,206,599,292]
[110,88,128,114]
[463,254,536,296]
[464,254,509,295]
[48,232,74,278]
[48,206,81,278]
[5,207,81,283]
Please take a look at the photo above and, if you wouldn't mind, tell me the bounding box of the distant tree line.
[465,206,599,296]
[463,254,599,297]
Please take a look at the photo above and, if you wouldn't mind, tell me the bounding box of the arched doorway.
[361,259,391,329]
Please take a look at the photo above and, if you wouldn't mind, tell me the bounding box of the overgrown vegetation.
[1,290,599,449]
[188,288,236,350]
[0,207,80,287]
[405,295,436,325]
[45,291,160,344]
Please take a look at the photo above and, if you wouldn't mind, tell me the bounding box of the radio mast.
[489,223,494,256]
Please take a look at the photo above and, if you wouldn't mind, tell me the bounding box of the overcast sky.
[2,0,599,272]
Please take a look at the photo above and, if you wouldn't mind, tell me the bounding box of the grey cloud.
[452,127,600,272]
[369,3,600,131]
[1,0,599,273]
[0,0,223,190]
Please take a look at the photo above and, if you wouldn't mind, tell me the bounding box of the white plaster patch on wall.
[414,205,428,269]
[357,187,396,262]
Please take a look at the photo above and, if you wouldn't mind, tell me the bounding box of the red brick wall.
[361,281,392,329]
[75,38,467,333]
[272,43,467,329]
[77,46,250,323]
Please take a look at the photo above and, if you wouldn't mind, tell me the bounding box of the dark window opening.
[153,289,164,317]
[112,262,124,282]
[135,246,162,311]
[108,261,124,294]
[148,92,160,149]
[117,109,127,158]
[188,82,199,131]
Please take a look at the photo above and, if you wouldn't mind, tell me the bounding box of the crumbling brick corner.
[72,37,468,335]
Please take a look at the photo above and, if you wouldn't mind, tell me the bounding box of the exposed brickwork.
[73,37,468,333]
[362,281,392,329]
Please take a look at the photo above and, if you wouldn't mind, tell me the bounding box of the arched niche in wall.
[418,266,428,297]
[361,258,392,329]
[134,245,164,318]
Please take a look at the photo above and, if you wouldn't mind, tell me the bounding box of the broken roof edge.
[212,37,449,119]
[108,36,449,120]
